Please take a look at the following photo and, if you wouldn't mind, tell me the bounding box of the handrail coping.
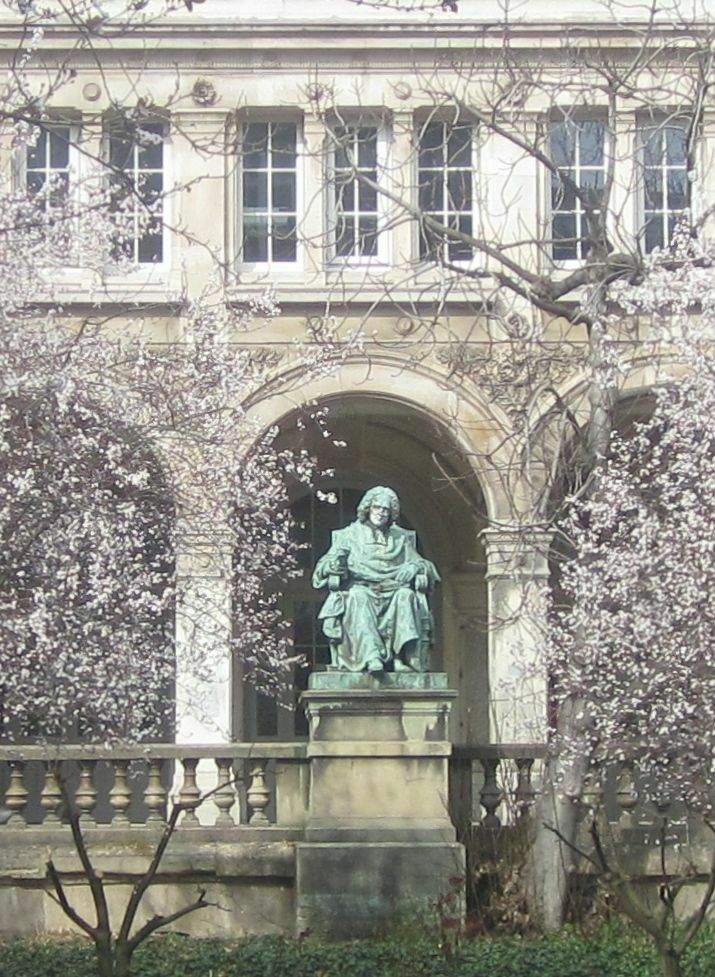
[451,743,547,761]
[0,742,309,761]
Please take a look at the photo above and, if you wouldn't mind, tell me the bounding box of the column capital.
[480,526,553,581]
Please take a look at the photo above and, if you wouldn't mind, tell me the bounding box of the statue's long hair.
[356,486,400,524]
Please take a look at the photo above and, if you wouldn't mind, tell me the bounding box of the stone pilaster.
[481,528,552,744]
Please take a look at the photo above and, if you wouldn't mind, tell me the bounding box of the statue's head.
[357,486,400,528]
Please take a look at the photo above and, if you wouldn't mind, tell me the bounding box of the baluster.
[4,761,28,827]
[479,758,502,829]
[109,760,132,825]
[40,762,63,825]
[247,760,271,825]
[75,761,97,825]
[214,757,236,826]
[615,759,638,831]
[144,759,167,825]
[178,757,201,826]
[514,757,535,819]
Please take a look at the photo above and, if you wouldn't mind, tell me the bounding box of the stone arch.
[237,366,506,744]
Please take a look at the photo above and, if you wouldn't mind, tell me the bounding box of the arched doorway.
[234,394,490,743]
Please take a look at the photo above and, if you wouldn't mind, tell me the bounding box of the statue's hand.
[414,572,429,593]
[395,563,418,586]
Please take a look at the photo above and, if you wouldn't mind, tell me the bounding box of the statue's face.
[368,502,391,528]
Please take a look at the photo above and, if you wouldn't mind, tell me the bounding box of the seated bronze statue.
[312,486,440,673]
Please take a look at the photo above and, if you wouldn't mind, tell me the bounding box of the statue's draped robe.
[312,521,440,671]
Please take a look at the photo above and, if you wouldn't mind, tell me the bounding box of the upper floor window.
[107,118,165,265]
[330,124,381,261]
[549,118,606,260]
[240,121,298,264]
[25,123,71,209]
[417,120,475,262]
[640,119,689,253]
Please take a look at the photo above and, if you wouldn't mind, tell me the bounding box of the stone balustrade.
[449,743,547,831]
[0,743,308,831]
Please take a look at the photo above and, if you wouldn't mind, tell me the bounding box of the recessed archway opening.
[234,394,491,743]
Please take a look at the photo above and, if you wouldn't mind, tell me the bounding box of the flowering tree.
[0,0,356,969]
[545,241,715,977]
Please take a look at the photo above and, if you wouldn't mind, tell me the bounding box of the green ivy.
[1,924,713,977]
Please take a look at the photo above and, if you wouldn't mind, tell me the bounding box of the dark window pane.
[643,129,661,167]
[27,131,47,169]
[138,172,163,206]
[665,125,687,164]
[419,122,444,168]
[419,173,441,213]
[550,122,575,167]
[138,226,162,264]
[27,171,45,195]
[243,216,268,261]
[137,125,164,170]
[49,128,70,169]
[644,215,663,253]
[357,127,378,167]
[667,169,687,210]
[271,123,296,168]
[49,172,69,206]
[448,125,471,166]
[579,121,604,166]
[109,134,134,171]
[337,178,354,213]
[448,170,471,211]
[358,216,378,256]
[243,123,268,168]
[243,171,268,212]
[336,215,354,256]
[358,180,377,213]
[553,214,577,259]
[272,216,296,261]
[551,173,576,212]
[272,171,296,212]
[580,168,604,206]
[644,169,663,209]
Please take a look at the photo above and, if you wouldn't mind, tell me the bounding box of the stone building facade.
[0,0,708,938]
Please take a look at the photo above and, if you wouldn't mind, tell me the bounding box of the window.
[240,121,298,263]
[549,118,606,260]
[330,125,380,260]
[23,121,75,255]
[640,119,689,253]
[417,120,474,262]
[25,123,71,210]
[107,118,165,265]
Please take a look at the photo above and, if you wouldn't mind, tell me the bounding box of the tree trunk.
[528,309,617,929]
[660,949,683,977]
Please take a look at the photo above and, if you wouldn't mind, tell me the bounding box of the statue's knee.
[395,586,418,606]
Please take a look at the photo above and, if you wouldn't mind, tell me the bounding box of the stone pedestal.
[295,672,465,938]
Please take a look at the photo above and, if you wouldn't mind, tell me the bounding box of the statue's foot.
[393,658,414,672]
[366,659,384,674]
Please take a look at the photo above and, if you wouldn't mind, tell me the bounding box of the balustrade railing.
[0,744,308,831]
[449,744,546,831]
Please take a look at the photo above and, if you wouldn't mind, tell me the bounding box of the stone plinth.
[296,672,464,937]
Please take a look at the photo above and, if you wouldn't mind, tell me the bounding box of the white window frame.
[16,115,83,266]
[637,114,690,254]
[104,115,169,270]
[326,116,390,267]
[236,115,303,271]
[547,114,609,265]
[415,116,479,267]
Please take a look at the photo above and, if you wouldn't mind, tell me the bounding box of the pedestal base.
[295,841,465,939]
[296,672,464,937]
